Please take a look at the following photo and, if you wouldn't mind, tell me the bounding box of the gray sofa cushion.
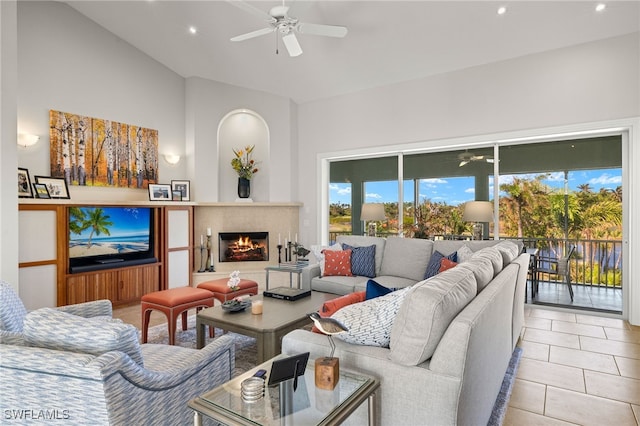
[379,237,433,282]
[494,241,521,265]
[389,267,477,366]
[23,307,144,366]
[471,246,504,276]
[457,256,495,292]
[337,235,386,276]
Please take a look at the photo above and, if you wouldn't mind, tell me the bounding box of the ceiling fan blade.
[297,22,348,38]
[231,27,274,42]
[282,33,303,57]
[459,160,469,167]
[226,0,276,23]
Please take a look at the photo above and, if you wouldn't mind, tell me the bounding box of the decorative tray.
[221,300,251,312]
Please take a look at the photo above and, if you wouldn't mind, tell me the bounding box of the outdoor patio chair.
[535,245,576,302]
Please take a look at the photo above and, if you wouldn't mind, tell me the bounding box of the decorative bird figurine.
[308,312,349,358]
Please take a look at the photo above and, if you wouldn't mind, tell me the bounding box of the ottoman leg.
[181,310,188,331]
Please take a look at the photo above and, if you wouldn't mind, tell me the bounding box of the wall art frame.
[49,110,158,189]
[34,176,70,199]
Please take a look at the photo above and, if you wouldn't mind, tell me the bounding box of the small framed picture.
[34,176,70,199]
[171,180,190,201]
[18,168,33,198]
[148,183,172,201]
[172,190,182,201]
[33,183,51,199]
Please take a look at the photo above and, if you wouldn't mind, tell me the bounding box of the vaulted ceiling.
[65,1,640,104]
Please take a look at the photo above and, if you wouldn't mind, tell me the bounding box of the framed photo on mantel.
[171,180,190,201]
[34,176,70,199]
[18,168,33,198]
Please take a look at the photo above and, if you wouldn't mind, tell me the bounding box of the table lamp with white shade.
[360,203,386,237]
[463,201,493,240]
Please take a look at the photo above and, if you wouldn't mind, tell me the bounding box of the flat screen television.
[68,206,157,274]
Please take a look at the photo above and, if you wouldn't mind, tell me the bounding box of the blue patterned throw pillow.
[342,243,376,278]
[424,251,457,280]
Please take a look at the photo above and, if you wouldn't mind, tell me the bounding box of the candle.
[207,227,212,236]
[251,300,263,315]
[200,235,203,246]
[288,231,291,241]
[278,233,281,245]
[295,233,298,243]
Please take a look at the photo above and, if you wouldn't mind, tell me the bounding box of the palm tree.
[500,175,547,238]
[68,206,88,236]
[84,208,114,248]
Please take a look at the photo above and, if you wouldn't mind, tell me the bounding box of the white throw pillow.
[332,287,411,347]
[310,243,342,276]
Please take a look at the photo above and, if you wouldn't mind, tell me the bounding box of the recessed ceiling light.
[189,26,197,35]
[596,3,606,12]
[497,6,507,15]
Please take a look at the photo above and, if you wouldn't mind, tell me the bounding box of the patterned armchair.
[0,280,112,345]
[0,283,236,424]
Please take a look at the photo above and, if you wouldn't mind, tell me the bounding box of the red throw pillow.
[312,291,366,333]
[323,249,353,277]
[439,258,458,273]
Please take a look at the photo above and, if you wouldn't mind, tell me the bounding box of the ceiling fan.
[228,0,348,57]
[458,151,494,167]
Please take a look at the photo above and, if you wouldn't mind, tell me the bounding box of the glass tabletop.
[195,355,375,426]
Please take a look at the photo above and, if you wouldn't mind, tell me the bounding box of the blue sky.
[330,168,622,206]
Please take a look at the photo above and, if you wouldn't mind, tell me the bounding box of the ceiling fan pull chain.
[275,32,279,55]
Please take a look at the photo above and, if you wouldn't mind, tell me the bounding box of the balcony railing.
[328,232,622,289]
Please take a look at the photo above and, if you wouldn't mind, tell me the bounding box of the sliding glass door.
[327,136,622,313]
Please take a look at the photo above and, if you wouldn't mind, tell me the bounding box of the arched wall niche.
[218,109,270,202]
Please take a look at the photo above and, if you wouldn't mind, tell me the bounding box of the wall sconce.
[18,134,40,148]
[361,203,386,237]
[163,154,181,165]
[463,201,494,240]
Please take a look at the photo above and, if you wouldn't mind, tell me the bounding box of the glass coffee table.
[189,355,379,426]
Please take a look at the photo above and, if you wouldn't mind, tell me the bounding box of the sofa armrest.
[0,330,25,345]
[56,299,113,318]
[300,264,321,291]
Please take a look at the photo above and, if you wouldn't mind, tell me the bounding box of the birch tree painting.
[49,110,158,188]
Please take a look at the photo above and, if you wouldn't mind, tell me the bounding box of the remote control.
[253,369,267,379]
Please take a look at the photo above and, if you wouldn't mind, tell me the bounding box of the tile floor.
[113,303,640,425]
[528,281,622,313]
[505,306,640,425]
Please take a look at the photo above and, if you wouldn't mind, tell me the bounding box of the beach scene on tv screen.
[69,207,150,258]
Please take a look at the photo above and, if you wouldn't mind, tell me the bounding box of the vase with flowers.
[228,270,241,291]
[231,145,259,199]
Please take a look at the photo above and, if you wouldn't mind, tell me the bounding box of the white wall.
[0,0,19,288]
[297,32,640,323]
[16,1,187,201]
[185,77,296,203]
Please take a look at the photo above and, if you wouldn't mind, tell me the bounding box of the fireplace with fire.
[219,232,269,262]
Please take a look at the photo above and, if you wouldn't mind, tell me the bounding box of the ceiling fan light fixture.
[282,33,302,56]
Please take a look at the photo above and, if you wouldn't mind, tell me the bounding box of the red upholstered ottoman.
[197,278,259,304]
[141,287,214,345]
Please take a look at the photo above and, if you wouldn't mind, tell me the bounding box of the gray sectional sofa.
[286,236,529,425]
